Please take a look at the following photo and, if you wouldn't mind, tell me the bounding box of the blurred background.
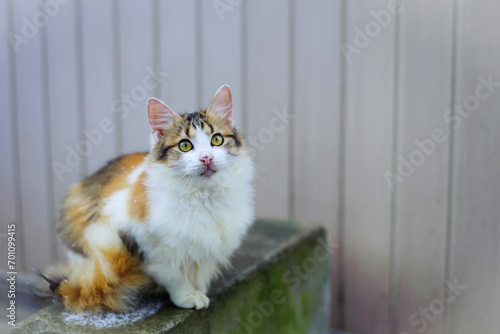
[1,0,499,333]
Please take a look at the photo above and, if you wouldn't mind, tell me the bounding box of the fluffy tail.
[39,226,154,313]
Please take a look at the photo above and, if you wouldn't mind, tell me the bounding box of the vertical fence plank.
[12,0,53,269]
[119,0,156,154]
[81,0,119,174]
[447,1,500,333]
[395,1,454,334]
[342,1,396,332]
[246,0,290,219]
[292,0,342,328]
[158,0,198,114]
[0,0,24,270]
[200,1,243,129]
[45,0,80,261]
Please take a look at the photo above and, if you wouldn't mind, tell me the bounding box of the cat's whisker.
[251,162,271,178]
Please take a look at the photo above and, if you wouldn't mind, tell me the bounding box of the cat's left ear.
[207,84,233,127]
[147,98,180,142]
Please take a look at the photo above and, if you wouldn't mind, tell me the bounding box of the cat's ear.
[207,85,233,127]
[147,98,179,142]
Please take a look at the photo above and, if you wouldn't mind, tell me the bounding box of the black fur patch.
[207,122,214,133]
[227,134,242,147]
[34,269,64,293]
[158,144,175,161]
[119,231,145,261]
[184,111,209,128]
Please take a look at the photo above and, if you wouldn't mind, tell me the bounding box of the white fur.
[99,125,254,310]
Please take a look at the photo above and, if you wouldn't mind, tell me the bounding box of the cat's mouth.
[200,166,216,177]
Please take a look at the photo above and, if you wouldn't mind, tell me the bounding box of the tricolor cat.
[41,85,254,312]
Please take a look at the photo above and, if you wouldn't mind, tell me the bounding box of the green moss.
[173,231,328,334]
[16,221,328,334]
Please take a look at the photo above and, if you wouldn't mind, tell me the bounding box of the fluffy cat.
[41,85,254,312]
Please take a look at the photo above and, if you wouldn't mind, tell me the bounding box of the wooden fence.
[1,0,499,333]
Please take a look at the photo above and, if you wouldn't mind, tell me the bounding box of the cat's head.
[146,85,248,185]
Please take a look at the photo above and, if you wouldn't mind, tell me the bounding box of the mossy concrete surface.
[14,219,330,334]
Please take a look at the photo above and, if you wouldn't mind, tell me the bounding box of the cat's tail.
[38,224,154,313]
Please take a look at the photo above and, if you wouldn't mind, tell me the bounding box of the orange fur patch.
[57,153,147,255]
[57,244,151,313]
[128,172,149,222]
[100,153,147,198]
[57,183,98,255]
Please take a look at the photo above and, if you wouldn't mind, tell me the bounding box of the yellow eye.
[211,134,224,146]
[178,140,193,152]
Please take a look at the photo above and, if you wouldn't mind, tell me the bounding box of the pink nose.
[200,154,213,167]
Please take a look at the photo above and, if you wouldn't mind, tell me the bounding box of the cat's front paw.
[172,290,210,310]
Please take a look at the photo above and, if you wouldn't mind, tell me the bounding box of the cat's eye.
[178,140,193,152]
[211,134,224,147]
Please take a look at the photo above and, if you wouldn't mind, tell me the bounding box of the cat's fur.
[41,85,254,312]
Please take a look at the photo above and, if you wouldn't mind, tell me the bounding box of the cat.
[40,85,254,312]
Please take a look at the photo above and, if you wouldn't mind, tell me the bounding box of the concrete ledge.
[14,219,330,334]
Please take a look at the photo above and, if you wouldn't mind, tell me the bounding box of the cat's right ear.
[147,98,179,142]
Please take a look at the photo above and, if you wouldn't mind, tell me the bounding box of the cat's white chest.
[142,185,247,263]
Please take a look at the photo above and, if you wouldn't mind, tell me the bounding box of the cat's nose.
[200,154,213,167]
